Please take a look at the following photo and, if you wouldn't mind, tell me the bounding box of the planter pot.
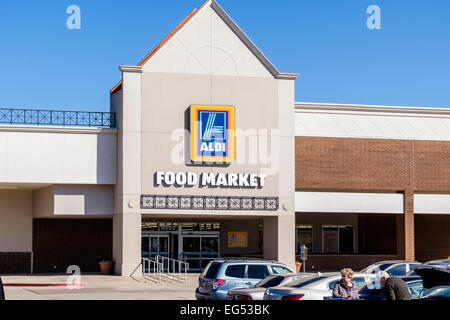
[99,261,114,275]
[296,262,302,273]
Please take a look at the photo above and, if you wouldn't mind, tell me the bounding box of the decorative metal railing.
[141,195,279,211]
[0,108,116,128]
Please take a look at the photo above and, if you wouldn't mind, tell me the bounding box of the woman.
[332,268,360,300]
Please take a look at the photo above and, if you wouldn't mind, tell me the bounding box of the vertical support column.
[113,66,142,276]
[397,190,415,260]
[262,78,296,270]
[263,215,296,269]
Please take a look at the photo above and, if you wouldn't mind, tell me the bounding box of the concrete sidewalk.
[1,273,200,300]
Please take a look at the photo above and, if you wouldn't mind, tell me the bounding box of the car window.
[288,276,328,288]
[247,265,270,279]
[255,276,284,288]
[407,281,423,299]
[328,280,339,290]
[271,265,292,274]
[353,277,369,287]
[202,262,222,279]
[388,264,406,276]
[422,287,450,299]
[225,264,245,278]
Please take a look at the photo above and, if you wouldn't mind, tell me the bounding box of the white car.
[263,272,377,300]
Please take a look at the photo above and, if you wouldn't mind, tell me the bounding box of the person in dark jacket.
[332,268,360,300]
[0,276,5,300]
[379,271,411,300]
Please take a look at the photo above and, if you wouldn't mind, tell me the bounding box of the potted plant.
[295,261,302,273]
[99,260,114,275]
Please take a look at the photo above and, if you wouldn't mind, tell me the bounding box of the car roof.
[425,259,450,264]
[210,258,285,264]
[374,260,418,264]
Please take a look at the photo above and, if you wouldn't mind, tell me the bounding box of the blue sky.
[0,0,449,112]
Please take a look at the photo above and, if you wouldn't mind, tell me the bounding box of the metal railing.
[141,258,163,283]
[0,108,116,128]
[155,255,190,284]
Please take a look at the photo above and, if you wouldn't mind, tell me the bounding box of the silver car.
[195,258,295,300]
[227,273,315,300]
[361,260,421,276]
[264,272,377,300]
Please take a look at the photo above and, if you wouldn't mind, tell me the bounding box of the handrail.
[141,258,162,283]
[154,255,189,284]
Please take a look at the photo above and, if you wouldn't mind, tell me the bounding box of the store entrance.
[142,222,221,271]
[181,234,220,271]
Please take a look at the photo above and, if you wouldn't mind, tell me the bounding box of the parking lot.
[2,274,200,300]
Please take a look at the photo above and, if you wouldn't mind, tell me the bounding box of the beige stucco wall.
[0,128,117,185]
[32,185,114,217]
[0,190,32,252]
[141,73,280,201]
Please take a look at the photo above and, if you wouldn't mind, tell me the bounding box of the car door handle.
[245,282,253,285]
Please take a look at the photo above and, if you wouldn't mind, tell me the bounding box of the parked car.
[415,265,450,300]
[195,258,295,300]
[227,272,315,300]
[361,260,421,276]
[407,259,450,276]
[264,272,377,300]
[0,276,5,301]
[358,276,423,300]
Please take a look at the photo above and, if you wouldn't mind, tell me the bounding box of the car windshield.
[361,263,393,273]
[286,276,329,288]
[255,276,284,288]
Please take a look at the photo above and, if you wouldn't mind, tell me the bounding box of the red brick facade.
[296,136,450,262]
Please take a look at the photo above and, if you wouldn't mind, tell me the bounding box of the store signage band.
[155,171,267,188]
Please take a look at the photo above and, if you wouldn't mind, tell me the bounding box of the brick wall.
[295,136,450,260]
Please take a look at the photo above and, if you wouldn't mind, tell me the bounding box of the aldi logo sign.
[190,105,235,162]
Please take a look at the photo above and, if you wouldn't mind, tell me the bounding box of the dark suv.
[195,258,295,300]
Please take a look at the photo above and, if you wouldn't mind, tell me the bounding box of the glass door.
[181,235,219,271]
[150,235,169,258]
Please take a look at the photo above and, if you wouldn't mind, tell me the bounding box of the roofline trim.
[295,102,450,116]
[210,0,298,80]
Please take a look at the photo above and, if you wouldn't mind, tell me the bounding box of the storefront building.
[0,0,448,275]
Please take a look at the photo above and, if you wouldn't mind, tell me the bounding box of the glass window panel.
[247,265,270,279]
[201,237,218,254]
[296,225,313,253]
[271,266,293,274]
[323,227,338,253]
[159,237,169,253]
[183,237,200,253]
[339,226,354,254]
[225,265,245,278]
[141,237,150,258]
[387,264,406,276]
[150,237,159,253]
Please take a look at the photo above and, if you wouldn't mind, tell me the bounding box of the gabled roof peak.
[111,0,298,95]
